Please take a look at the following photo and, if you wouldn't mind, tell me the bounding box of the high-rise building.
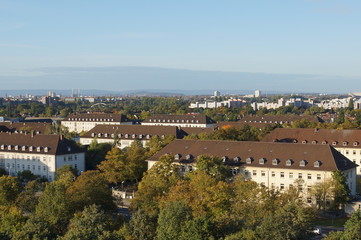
[214,90,220,97]
[255,90,261,98]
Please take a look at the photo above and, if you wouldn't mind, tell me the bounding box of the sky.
[0,0,361,93]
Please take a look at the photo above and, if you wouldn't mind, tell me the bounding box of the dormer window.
[272,158,279,165]
[37,147,41,152]
[259,158,265,165]
[161,135,165,139]
[15,145,19,150]
[174,154,181,160]
[111,133,115,138]
[67,146,71,152]
[302,140,307,144]
[1,144,4,150]
[146,134,151,139]
[44,147,49,153]
[222,156,228,162]
[98,133,102,137]
[312,140,317,144]
[125,134,129,138]
[22,146,26,151]
[343,141,348,146]
[293,139,298,143]
[332,141,337,146]
[286,159,292,166]
[186,154,192,160]
[118,134,122,138]
[353,142,359,146]
[29,146,33,151]
[91,133,96,137]
[7,145,12,150]
[139,134,144,139]
[104,133,108,137]
[132,134,137,138]
[233,156,240,163]
[300,160,307,167]
[322,141,327,145]
[314,160,321,168]
[246,157,253,164]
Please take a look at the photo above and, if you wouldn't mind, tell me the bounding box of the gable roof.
[0,132,84,155]
[261,128,361,149]
[143,114,216,125]
[64,113,130,123]
[80,124,179,140]
[0,122,52,134]
[148,139,357,172]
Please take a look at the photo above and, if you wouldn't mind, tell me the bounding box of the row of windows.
[1,154,52,162]
[251,170,323,180]
[149,119,200,123]
[344,150,361,155]
[7,163,48,171]
[69,118,115,122]
[63,155,78,162]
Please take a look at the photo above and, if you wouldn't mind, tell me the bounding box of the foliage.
[0,176,23,206]
[128,209,158,240]
[86,140,112,170]
[195,155,231,180]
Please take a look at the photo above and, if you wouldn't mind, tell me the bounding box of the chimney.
[31,131,34,138]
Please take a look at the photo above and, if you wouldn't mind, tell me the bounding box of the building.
[255,90,261,98]
[147,140,357,197]
[261,128,361,176]
[62,113,133,133]
[79,124,179,149]
[189,99,246,109]
[0,122,52,134]
[214,90,220,97]
[142,114,216,128]
[0,133,85,181]
[239,115,323,126]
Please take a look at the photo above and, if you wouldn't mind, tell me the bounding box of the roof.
[0,132,84,155]
[261,128,361,149]
[148,139,357,172]
[239,115,323,124]
[0,122,52,134]
[64,113,130,123]
[177,127,216,137]
[143,114,216,125]
[217,121,276,129]
[80,124,179,140]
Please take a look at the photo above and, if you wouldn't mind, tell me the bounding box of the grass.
[312,217,349,228]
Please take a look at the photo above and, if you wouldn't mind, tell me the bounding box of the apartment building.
[0,132,85,181]
[262,128,361,176]
[62,113,133,133]
[79,124,179,149]
[147,140,357,196]
[142,114,216,128]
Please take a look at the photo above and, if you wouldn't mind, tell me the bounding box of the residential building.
[142,114,216,128]
[147,140,357,197]
[62,113,133,133]
[261,128,361,176]
[0,122,52,134]
[239,115,323,126]
[79,124,179,149]
[0,132,85,181]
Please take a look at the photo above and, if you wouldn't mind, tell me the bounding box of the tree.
[17,170,37,183]
[195,155,231,180]
[0,176,22,206]
[342,210,361,240]
[86,140,112,170]
[61,204,120,240]
[128,209,158,240]
[98,147,128,185]
[156,201,192,240]
[66,171,116,213]
[131,155,181,215]
[0,206,27,240]
[55,165,78,187]
[310,178,334,211]
[15,180,42,214]
[11,214,57,240]
[331,170,350,210]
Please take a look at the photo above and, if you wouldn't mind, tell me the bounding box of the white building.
[0,133,85,181]
[147,140,357,199]
[62,113,133,133]
[255,90,261,98]
[189,99,246,109]
[142,114,216,128]
[79,125,179,149]
[262,128,361,176]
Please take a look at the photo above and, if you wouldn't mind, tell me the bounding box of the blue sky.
[0,0,360,93]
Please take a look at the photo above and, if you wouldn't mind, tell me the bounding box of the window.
[253,170,257,176]
[300,160,306,167]
[280,172,284,178]
[271,183,275,189]
[317,174,321,180]
[261,170,265,177]
[289,172,293,179]
[307,174,312,180]
[346,150,349,155]
[314,161,321,168]
[271,171,275,177]
[259,158,265,164]
[298,185,303,191]
[38,166,41,171]
[272,159,278,165]
[280,184,285,190]
[188,166,193,172]
[286,159,292,166]
[307,198,312,203]
[298,173,303,179]
[246,158,253,164]
[353,150,356,155]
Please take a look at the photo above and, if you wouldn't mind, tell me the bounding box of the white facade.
[62,120,132,133]
[80,137,149,149]
[1,151,85,182]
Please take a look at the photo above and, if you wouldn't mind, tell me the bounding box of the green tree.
[342,210,361,240]
[156,201,192,240]
[61,204,120,240]
[66,171,116,213]
[0,176,22,206]
[331,170,350,210]
[128,209,158,240]
[0,206,27,240]
[86,140,112,170]
[195,155,231,180]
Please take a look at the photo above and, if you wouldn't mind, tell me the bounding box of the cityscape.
[1,1,361,240]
